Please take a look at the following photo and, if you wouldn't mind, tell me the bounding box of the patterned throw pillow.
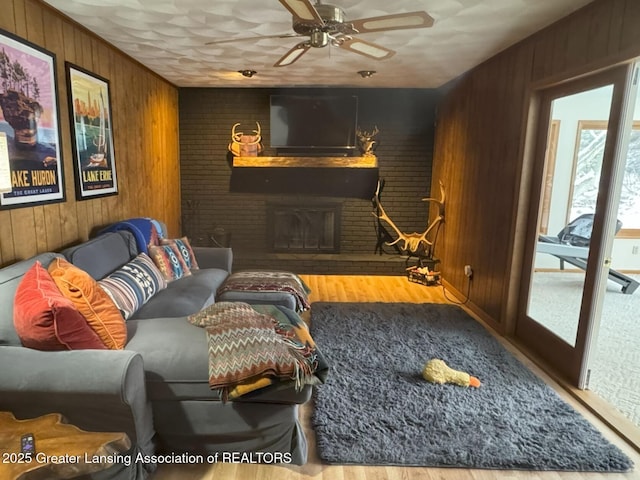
[13,261,107,350]
[99,253,167,320]
[148,244,191,282]
[161,237,199,270]
[48,257,126,350]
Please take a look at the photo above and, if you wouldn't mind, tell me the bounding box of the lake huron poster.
[0,30,64,209]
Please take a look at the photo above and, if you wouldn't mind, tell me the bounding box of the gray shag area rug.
[310,302,633,471]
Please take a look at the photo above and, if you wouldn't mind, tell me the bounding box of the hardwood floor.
[150,275,640,480]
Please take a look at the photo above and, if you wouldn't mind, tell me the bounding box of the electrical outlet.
[464,265,473,279]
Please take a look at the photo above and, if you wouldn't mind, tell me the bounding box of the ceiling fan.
[205,0,434,68]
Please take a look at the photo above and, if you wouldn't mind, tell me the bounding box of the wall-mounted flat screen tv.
[270,95,358,154]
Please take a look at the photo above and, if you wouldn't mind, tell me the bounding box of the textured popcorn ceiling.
[42,0,594,88]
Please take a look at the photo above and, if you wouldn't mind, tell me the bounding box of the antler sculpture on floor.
[372,179,445,257]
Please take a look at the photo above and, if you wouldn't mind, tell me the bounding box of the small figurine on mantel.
[228,122,263,157]
[356,125,379,156]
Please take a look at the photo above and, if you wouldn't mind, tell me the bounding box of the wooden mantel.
[232,156,378,168]
[230,155,379,198]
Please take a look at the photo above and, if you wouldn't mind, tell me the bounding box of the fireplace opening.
[267,203,341,253]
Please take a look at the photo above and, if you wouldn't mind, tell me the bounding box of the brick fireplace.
[178,87,439,275]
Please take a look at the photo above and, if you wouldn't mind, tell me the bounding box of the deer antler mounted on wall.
[356,125,379,156]
[228,122,263,157]
[372,179,445,256]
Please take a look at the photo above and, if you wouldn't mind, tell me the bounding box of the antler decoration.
[228,122,263,157]
[356,125,379,156]
[372,180,445,255]
[231,122,262,145]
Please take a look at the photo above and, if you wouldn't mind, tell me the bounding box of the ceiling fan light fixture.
[358,70,376,78]
[238,69,257,77]
[229,5,432,68]
[310,30,329,48]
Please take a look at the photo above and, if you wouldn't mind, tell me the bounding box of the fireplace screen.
[268,203,341,253]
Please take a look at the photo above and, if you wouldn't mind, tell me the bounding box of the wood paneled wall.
[432,0,640,332]
[0,0,180,267]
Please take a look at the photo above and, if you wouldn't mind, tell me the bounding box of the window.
[539,120,560,235]
[570,121,640,237]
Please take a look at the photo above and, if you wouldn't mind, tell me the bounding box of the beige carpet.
[528,271,640,428]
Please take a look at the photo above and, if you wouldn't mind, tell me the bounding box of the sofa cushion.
[48,258,127,350]
[62,231,138,280]
[13,261,106,350]
[130,268,228,320]
[98,253,168,320]
[148,244,191,282]
[125,317,312,404]
[161,237,199,270]
[0,253,62,347]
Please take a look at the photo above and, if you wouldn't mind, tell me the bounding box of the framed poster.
[0,29,65,209]
[66,63,118,200]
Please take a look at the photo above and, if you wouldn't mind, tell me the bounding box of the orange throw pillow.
[48,257,127,350]
[13,261,107,351]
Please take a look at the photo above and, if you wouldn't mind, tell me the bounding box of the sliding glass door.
[586,78,640,429]
[516,63,638,386]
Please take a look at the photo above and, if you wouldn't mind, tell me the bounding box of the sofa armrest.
[0,347,155,463]
[193,246,233,273]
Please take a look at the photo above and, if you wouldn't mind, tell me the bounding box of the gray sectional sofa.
[0,228,313,478]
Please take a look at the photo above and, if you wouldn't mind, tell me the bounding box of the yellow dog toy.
[422,359,481,388]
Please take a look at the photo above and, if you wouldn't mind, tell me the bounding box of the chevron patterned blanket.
[188,302,328,400]
[216,270,311,312]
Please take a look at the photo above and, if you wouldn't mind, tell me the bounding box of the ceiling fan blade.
[278,0,324,25]
[350,11,434,33]
[338,37,395,60]
[205,33,301,46]
[274,42,311,67]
